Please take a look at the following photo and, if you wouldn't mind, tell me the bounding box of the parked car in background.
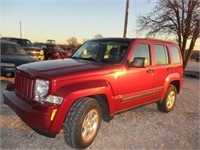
[46,39,56,44]
[1,37,44,60]
[191,50,200,62]
[1,40,39,77]
[34,42,68,60]
[196,57,200,62]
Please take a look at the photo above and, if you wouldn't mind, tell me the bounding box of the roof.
[89,37,134,42]
[0,40,20,45]
[88,37,177,45]
[1,37,30,41]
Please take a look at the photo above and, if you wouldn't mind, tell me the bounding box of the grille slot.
[15,73,35,100]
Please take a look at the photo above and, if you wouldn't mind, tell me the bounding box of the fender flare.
[161,73,181,99]
[50,80,115,133]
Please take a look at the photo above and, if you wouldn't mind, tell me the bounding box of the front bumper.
[33,55,44,61]
[3,89,58,134]
[1,67,15,77]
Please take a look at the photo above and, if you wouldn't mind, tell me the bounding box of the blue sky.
[1,0,199,49]
[1,0,158,44]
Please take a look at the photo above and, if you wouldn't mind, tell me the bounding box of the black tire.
[157,85,177,113]
[63,97,102,149]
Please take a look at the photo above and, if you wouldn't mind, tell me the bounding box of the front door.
[116,43,156,112]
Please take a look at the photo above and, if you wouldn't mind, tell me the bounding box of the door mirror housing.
[131,57,148,68]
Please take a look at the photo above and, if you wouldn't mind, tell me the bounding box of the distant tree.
[66,37,78,49]
[138,0,200,69]
[82,38,90,43]
[93,34,103,39]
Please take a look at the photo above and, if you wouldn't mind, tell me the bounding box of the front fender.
[50,80,115,133]
[161,73,182,99]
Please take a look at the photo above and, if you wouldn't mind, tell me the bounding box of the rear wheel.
[63,97,102,149]
[157,85,177,113]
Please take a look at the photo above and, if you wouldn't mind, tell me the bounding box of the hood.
[18,58,115,81]
[23,46,42,51]
[1,55,39,67]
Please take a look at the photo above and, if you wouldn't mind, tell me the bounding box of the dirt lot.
[0,61,199,149]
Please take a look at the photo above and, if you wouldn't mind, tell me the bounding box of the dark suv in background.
[1,40,38,77]
[1,37,44,60]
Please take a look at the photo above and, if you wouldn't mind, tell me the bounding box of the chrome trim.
[121,89,162,102]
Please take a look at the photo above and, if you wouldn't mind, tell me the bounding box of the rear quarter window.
[171,46,181,64]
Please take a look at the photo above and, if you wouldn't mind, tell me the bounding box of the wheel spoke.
[91,113,98,122]
[82,119,89,128]
[82,127,88,138]
[87,111,93,121]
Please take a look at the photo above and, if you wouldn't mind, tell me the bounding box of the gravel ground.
[0,62,199,149]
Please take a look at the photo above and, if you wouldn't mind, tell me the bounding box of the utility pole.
[123,0,130,38]
[20,21,22,38]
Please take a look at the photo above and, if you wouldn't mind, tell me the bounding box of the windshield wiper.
[71,56,100,62]
[81,57,101,62]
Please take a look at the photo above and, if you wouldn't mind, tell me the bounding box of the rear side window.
[11,39,32,47]
[154,45,169,65]
[131,44,151,65]
[171,46,181,64]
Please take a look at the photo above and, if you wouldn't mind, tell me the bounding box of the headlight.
[34,79,49,101]
[43,95,63,104]
[0,63,15,67]
[40,50,44,55]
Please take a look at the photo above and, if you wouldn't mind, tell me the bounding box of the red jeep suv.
[3,38,183,149]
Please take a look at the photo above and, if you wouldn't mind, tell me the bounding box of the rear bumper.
[3,89,58,134]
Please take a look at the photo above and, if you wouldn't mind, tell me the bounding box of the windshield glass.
[11,39,33,47]
[1,43,27,55]
[46,44,63,51]
[72,41,130,64]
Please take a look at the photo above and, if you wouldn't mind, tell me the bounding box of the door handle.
[167,67,173,71]
[147,69,154,73]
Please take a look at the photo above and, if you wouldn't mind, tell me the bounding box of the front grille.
[15,73,35,100]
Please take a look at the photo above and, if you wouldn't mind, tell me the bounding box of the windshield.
[11,39,33,47]
[72,41,130,64]
[1,43,27,55]
[46,44,63,51]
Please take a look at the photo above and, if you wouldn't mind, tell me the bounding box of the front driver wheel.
[63,97,102,149]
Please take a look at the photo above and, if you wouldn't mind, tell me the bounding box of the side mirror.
[131,57,147,68]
